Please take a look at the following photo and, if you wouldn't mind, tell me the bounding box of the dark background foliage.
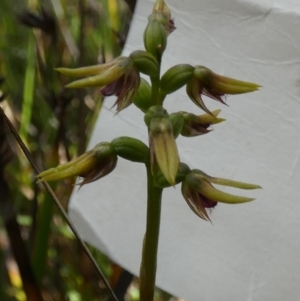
[0,0,181,300]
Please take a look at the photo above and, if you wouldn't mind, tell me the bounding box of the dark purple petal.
[101,76,125,96]
[78,155,117,188]
[200,194,218,209]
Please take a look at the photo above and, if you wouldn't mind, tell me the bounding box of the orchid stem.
[150,46,162,106]
[139,163,163,301]
[150,76,161,106]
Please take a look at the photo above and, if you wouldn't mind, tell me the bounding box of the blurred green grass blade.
[86,93,103,146]
[108,0,120,32]
[32,194,54,281]
[19,34,35,141]
[100,0,121,61]
[51,0,79,60]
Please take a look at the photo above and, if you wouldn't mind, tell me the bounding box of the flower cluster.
[37,142,118,188]
[181,170,261,222]
[38,0,261,223]
[161,64,260,114]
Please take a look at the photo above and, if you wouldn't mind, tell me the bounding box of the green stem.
[139,164,163,301]
[150,76,161,106]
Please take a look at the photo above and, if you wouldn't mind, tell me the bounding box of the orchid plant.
[37,1,261,300]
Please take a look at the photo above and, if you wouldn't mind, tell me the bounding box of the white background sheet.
[69,0,300,300]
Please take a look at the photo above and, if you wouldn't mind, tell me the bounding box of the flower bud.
[59,57,134,89]
[37,142,117,187]
[111,136,150,163]
[144,105,166,127]
[186,66,261,114]
[152,0,172,20]
[145,106,179,185]
[132,78,152,112]
[150,117,179,185]
[181,169,260,221]
[155,162,190,188]
[194,66,260,95]
[181,109,225,137]
[143,20,167,58]
[151,0,175,34]
[132,79,152,112]
[160,64,194,95]
[57,56,141,113]
[169,112,184,138]
[130,50,159,77]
